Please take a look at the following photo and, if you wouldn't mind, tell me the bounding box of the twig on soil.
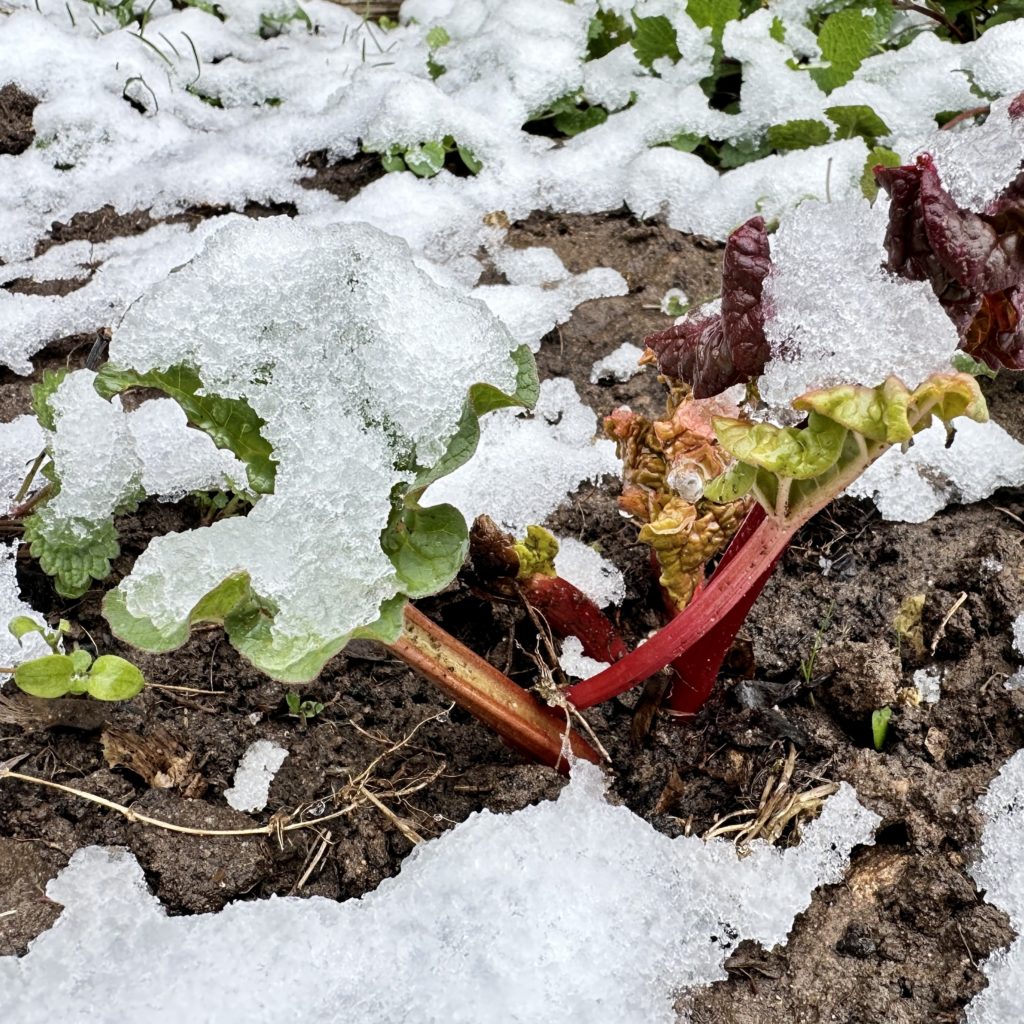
[930,591,967,654]
[1,707,450,839]
[146,681,227,695]
[290,830,333,894]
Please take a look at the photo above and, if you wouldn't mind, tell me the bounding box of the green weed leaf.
[86,655,146,701]
[825,104,891,142]
[31,369,69,431]
[631,14,681,69]
[14,655,75,698]
[404,141,446,177]
[860,146,901,201]
[872,706,892,750]
[766,119,831,151]
[811,5,892,93]
[22,514,120,599]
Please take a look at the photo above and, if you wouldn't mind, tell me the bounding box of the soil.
[1,179,1023,1024]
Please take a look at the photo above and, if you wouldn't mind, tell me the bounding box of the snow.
[847,419,1024,524]
[0,764,880,1024]
[1013,615,1024,659]
[591,342,646,383]
[553,536,625,607]
[426,377,619,535]
[0,541,57,671]
[558,634,609,680]
[224,739,289,813]
[0,415,46,515]
[966,750,1024,1024]
[760,197,959,410]
[912,667,942,705]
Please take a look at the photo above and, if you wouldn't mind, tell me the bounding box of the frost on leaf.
[102,219,536,681]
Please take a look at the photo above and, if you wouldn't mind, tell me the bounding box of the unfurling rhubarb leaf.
[101,220,535,682]
[22,515,120,600]
[644,216,770,398]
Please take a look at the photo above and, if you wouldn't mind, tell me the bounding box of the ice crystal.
[224,740,289,813]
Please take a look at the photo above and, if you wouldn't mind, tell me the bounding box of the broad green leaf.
[703,461,755,504]
[871,706,892,751]
[22,514,119,599]
[810,5,892,93]
[554,104,608,137]
[631,14,681,69]
[94,364,276,493]
[663,131,704,153]
[381,503,469,599]
[381,150,407,172]
[14,655,75,698]
[718,138,773,169]
[713,412,848,480]
[86,655,146,701]
[31,369,69,431]
[793,378,915,443]
[825,104,891,142]
[587,9,632,60]
[769,15,785,42]
[860,146,901,201]
[404,141,446,178]
[686,0,740,39]
[766,119,831,152]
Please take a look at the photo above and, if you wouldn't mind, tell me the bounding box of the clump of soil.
[0,83,38,157]
[1,193,1022,1023]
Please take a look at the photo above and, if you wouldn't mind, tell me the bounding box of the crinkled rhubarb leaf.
[713,412,847,480]
[645,217,770,398]
[381,504,469,600]
[94,364,276,494]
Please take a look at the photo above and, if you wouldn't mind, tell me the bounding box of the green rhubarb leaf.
[631,13,680,69]
[766,119,831,152]
[381,503,469,599]
[951,351,999,380]
[404,141,446,178]
[713,412,848,480]
[31,368,70,431]
[84,655,146,701]
[514,525,559,579]
[793,378,915,443]
[23,513,120,599]
[13,655,75,698]
[910,373,988,429]
[94,364,276,493]
[860,145,901,201]
[825,104,891,143]
[704,461,756,504]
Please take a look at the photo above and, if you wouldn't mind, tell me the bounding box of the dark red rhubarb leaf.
[645,216,771,398]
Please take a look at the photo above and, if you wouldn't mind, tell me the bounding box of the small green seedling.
[799,600,835,686]
[285,690,324,722]
[7,617,145,701]
[370,136,482,178]
[871,706,892,751]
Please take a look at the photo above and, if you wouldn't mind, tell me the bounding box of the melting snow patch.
[0,415,46,515]
[847,419,1024,524]
[426,377,619,534]
[0,764,879,1024]
[223,740,289,813]
[913,667,942,705]
[554,536,625,607]
[591,342,646,384]
[558,634,609,680]
[966,750,1024,1024]
[0,541,56,672]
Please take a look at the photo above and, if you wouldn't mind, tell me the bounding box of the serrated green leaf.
[23,513,120,599]
[704,461,756,504]
[553,104,608,137]
[14,655,75,698]
[404,141,446,177]
[94,364,276,494]
[951,351,999,380]
[686,0,740,38]
[86,655,145,701]
[31,369,70,432]
[631,13,681,70]
[825,104,891,142]
[587,9,632,60]
[766,119,831,152]
[860,145,901,201]
[872,706,892,751]
[381,503,468,598]
[810,5,891,93]
[714,412,848,480]
[769,15,785,43]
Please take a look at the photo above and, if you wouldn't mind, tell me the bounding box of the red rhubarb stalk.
[568,508,796,710]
